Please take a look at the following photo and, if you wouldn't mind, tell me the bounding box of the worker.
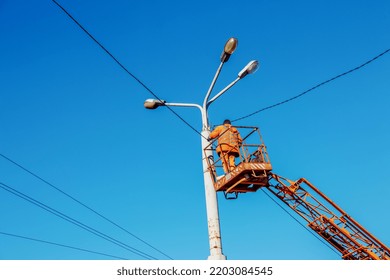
[209,119,242,173]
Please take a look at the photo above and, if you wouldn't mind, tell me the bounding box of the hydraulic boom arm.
[267,173,390,260]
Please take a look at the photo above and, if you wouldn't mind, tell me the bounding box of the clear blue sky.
[1,0,389,260]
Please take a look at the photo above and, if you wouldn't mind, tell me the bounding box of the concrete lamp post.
[144,38,258,260]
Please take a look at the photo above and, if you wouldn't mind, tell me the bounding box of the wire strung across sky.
[0,181,159,260]
[0,231,127,260]
[51,0,203,139]
[0,153,173,260]
[232,48,390,123]
[52,0,389,134]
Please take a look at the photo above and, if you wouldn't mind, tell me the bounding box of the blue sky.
[1,0,389,260]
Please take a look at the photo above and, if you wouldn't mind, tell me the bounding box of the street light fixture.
[143,99,165,109]
[220,37,238,62]
[144,38,259,260]
[238,60,259,79]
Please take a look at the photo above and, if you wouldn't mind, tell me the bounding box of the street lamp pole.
[144,38,258,260]
[200,120,225,259]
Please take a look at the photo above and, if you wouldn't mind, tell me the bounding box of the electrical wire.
[0,181,158,260]
[260,188,340,257]
[52,0,390,133]
[0,231,127,260]
[233,48,390,123]
[51,0,203,139]
[0,153,173,260]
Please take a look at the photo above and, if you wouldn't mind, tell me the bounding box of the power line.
[51,0,390,132]
[0,152,173,260]
[233,48,390,123]
[51,0,203,139]
[0,231,127,260]
[0,181,155,259]
[0,181,158,260]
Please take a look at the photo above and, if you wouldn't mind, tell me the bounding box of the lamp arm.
[206,77,241,108]
[202,61,224,110]
[164,102,203,112]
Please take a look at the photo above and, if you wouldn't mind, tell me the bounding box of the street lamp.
[238,60,259,78]
[220,37,238,63]
[144,38,258,260]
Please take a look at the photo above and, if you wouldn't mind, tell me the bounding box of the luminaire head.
[220,37,238,63]
[144,99,165,109]
[238,60,259,79]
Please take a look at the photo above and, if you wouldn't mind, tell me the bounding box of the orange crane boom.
[268,173,390,260]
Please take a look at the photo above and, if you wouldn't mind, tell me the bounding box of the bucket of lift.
[205,126,272,198]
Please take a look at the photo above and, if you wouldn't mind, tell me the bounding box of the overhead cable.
[233,48,390,122]
[0,231,127,260]
[52,1,390,133]
[0,153,173,260]
[51,0,202,138]
[0,181,157,260]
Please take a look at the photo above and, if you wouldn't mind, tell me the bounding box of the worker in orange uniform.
[209,119,242,173]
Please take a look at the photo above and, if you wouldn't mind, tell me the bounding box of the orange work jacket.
[209,124,242,155]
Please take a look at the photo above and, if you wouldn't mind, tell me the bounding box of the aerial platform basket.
[205,126,273,197]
